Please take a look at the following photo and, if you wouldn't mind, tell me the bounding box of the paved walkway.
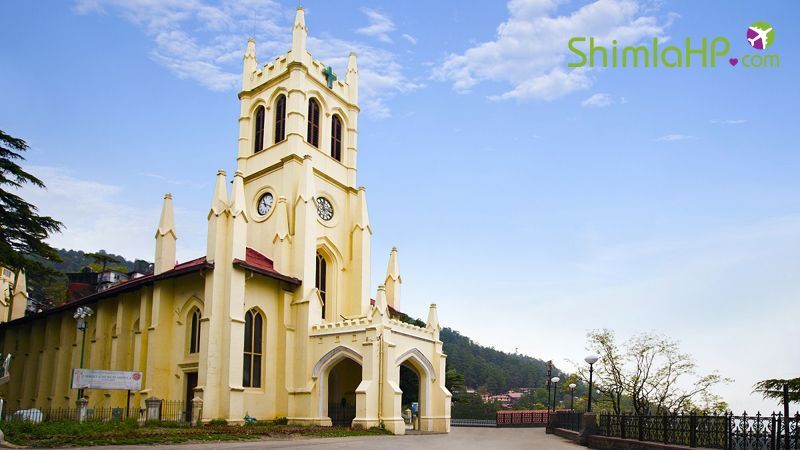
[66,427,580,450]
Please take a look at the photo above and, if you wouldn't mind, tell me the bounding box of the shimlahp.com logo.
[567,21,779,69]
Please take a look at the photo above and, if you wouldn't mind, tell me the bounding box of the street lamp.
[550,376,560,412]
[74,306,93,399]
[584,354,599,412]
[569,383,577,410]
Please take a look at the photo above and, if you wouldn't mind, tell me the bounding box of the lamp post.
[74,306,93,400]
[546,360,553,412]
[551,376,560,412]
[584,354,599,412]
[569,383,577,410]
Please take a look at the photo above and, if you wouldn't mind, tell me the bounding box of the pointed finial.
[355,186,370,231]
[346,51,359,103]
[374,285,388,315]
[426,303,440,331]
[210,169,228,215]
[291,5,307,60]
[229,171,247,218]
[13,269,26,295]
[386,247,400,280]
[157,193,176,237]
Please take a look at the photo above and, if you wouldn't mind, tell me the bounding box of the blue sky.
[2,0,799,412]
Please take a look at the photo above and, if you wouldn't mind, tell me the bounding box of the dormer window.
[331,115,342,162]
[307,98,320,148]
[274,95,286,143]
[254,105,265,152]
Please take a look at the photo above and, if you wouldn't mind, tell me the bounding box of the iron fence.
[597,411,800,450]
[552,410,582,431]
[327,403,356,427]
[5,406,146,423]
[451,418,496,427]
[160,400,187,422]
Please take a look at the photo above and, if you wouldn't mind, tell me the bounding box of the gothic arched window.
[331,115,342,161]
[254,105,265,152]
[315,252,327,319]
[307,98,320,148]
[188,308,201,354]
[243,308,264,388]
[274,95,286,143]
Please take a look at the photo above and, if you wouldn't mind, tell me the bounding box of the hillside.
[441,327,564,393]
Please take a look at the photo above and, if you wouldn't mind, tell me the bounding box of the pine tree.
[0,130,63,274]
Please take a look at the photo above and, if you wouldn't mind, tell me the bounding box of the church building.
[0,7,451,434]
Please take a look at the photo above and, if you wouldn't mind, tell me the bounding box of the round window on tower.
[316,197,334,221]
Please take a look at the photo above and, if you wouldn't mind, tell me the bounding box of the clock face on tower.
[316,197,334,221]
[257,192,274,216]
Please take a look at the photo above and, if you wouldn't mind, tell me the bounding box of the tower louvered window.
[307,99,320,147]
[331,115,342,161]
[254,105,265,152]
[274,95,286,143]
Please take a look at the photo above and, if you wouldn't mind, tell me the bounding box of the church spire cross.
[322,66,337,88]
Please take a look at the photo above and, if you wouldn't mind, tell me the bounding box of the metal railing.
[451,418,496,427]
[597,411,800,450]
[5,406,145,423]
[552,410,582,431]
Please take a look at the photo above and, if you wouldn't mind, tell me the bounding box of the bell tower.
[233,7,370,321]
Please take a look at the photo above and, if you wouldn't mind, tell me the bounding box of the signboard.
[71,369,142,391]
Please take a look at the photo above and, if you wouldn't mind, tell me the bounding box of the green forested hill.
[441,327,563,393]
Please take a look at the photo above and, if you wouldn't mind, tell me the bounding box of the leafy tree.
[0,130,63,274]
[445,369,465,394]
[85,251,122,272]
[753,377,800,406]
[451,392,499,420]
[579,329,731,414]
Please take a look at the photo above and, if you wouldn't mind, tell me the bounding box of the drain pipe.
[377,333,383,425]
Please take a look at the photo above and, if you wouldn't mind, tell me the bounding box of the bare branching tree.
[578,329,731,414]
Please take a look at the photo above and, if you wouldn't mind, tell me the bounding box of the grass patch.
[0,420,390,448]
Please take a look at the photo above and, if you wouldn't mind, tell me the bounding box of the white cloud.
[434,0,671,101]
[356,8,395,43]
[401,33,417,45]
[711,119,747,125]
[656,134,695,141]
[308,36,421,119]
[581,92,614,107]
[18,166,205,262]
[74,1,415,117]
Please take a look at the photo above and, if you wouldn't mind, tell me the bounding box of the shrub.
[208,418,228,426]
[272,417,288,425]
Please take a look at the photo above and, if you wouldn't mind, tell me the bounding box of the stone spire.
[210,169,228,216]
[243,38,257,88]
[154,193,177,274]
[373,285,388,317]
[384,247,401,310]
[291,6,307,61]
[229,171,248,261]
[346,51,358,104]
[354,186,370,232]
[426,303,441,340]
[229,171,247,218]
[10,269,28,321]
